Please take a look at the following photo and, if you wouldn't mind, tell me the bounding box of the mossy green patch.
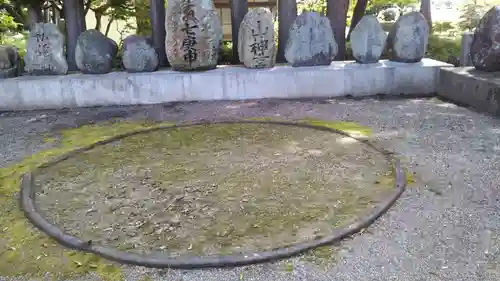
[281,261,294,272]
[302,245,341,266]
[246,117,373,137]
[0,117,395,278]
[245,117,278,122]
[298,118,373,137]
[0,120,173,280]
[139,275,153,281]
[35,121,393,256]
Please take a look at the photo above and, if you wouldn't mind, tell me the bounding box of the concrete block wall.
[0,58,452,111]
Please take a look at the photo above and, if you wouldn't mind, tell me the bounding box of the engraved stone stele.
[350,15,387,64]
[122,35,159,72]
[238,8,276,68]
[165,0,223,71]
[0,45,20,78]
[24,23,68,75]
[285,12,338,67]
[76,29,118,74]
[470,6,500,71]
[387,11,429,63]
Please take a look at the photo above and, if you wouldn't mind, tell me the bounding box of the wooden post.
[27,1,43,29]
[420,0,432,33]
[460,32,473,66]
[78,0,86,30]
[277,0,297,63]
[347,0,368,41]
[64,0,86,71]
[150,0,168,66]
[231,0,248,64]
[52,6,60,24]
[43,8,50,23]
[327,0,349,60]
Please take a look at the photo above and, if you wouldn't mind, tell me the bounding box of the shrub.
[433,21,455,33]
[459,2,484,32]
[218,41,233,65]
[426,34,461,63]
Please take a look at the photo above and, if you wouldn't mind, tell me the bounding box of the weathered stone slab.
[122,35,159,72]
[388,11,429,63]
[285,12,337,67]
[350,15,387,64]
[439,67,500,116]
[165,0,223,71]
[238,8,276,68]
[0,45,19,78]
[470,6,500,71]
[24,23,68,75]
[76,29,118,74]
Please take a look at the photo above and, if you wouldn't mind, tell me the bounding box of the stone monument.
[470,6,500,71]
[284,12,337,67]
[165,0,223,71]
[24,23,68,75]
[387,11,429,63]
[122,35,159,72]
[0,45,19,78]
[350,15,387,64]
[238,8,276,68]
[75,29,118,74]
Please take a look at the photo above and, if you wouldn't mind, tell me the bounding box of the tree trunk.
[420,0,432,32]
[84,0,92,16]
[231,0,248,64]
[150,0,168,66]
[94,12,102,31]
[52,6,60,23]
[327,0,349,60]
[77,0,87,30]
[277,0,297,63]
[64,0,86,71]
[347,0,367,41]
[43,8,50,23]
[27,1,43,29]
[104,17,114,36]
[92,5,111,32]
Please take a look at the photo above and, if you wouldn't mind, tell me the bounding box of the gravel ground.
[1,97,499,281]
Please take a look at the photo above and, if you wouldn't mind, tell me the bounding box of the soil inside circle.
[34,122,395,256]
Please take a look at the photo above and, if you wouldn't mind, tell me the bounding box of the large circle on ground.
[26,121,404,267]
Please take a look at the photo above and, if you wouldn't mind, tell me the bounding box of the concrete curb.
[438,67,500,117]
[1,59,451,111]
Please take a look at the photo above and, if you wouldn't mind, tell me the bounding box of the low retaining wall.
[0,58,451,111]
[438,67,500,116]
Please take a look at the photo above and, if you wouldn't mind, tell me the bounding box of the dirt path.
[0,97,499,281]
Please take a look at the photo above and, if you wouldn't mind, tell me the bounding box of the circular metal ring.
[20,120,406,269]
